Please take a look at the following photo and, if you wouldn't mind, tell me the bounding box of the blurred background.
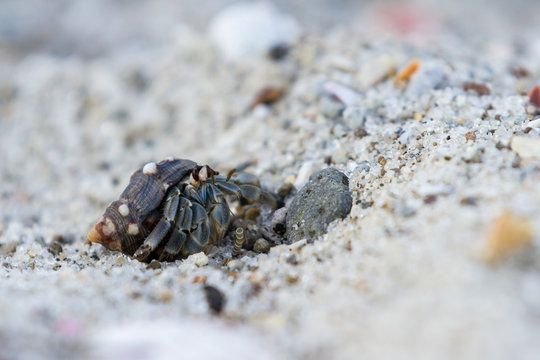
[1,0,540,60]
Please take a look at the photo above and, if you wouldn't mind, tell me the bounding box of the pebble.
[277,182,295,198]
[47,241,63,256]
[529,86,540,108]
[395,59,421,83]
[483,212,533,264]
[203,285,226,315]
[0,242,18,257]
[286,168,352,243]
[226,259,243,271]
[207,2,301,60]
[253,238,271,253]
[146,260,162,270]
[462,82,491,95]
[186,252,209,267]
[250,86,286,109]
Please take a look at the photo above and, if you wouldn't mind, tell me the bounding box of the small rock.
[462,82,490,95]
[186,252,208,267]
[271,207,288,236]
[286,168,352,243]
[47,241,63,256]
[354,126,369,138]
[483,212,533,264]
[243,207,261,221]
[204,285,226,315]
[250,86,285,109]
[146,260,162,270]
[208,2,301,60]
[0,242,18,257]
[226,259,243,270]
[192,275,208,284]
[277,182,295,198]
[465,131,477,142]
[253,238,271,253]
[529,86,540,108]
[510,66,530,78]
[268,43,289,61]
[460,197,477,206]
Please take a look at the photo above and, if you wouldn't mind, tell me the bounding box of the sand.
[1,1,540,359]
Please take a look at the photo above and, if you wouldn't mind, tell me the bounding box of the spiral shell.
[86,158,197,255]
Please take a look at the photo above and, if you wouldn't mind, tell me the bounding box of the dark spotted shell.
[88,158,197,255]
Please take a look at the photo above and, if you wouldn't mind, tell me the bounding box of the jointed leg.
[133,187,180,262]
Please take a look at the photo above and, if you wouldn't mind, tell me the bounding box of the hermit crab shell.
[87,159,198,255]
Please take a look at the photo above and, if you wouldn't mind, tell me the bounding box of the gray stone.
[286,168,352,243]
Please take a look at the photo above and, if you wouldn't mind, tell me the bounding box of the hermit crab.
[86,158,276,262]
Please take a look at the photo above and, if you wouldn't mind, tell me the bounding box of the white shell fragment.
[127,223,139,235]
[118,204,129,217]
[208,2,301,60]
[511,136,540,159]
[357,54,397,90]
[186,252,209,267]
[323,81,360,106]
[142,162,157,175]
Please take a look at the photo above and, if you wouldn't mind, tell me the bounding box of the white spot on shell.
[127,223,139,235]
[143,162,158,175]
[163,183,170,191]
[164,156,174,161]
[118,204,129,216]
[102,217,116,236]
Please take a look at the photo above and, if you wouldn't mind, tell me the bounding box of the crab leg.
[133,187,180,261]
[159,228,187,262]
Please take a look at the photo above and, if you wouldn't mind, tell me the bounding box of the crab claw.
[86,216,122,252]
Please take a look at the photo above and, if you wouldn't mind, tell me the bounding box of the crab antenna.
[211,172,215,185]
[226,168,237,182]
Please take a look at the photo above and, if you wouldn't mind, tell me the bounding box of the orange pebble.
[484,211,533,264]
[395,59,421,83]
[529,86,540,108]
